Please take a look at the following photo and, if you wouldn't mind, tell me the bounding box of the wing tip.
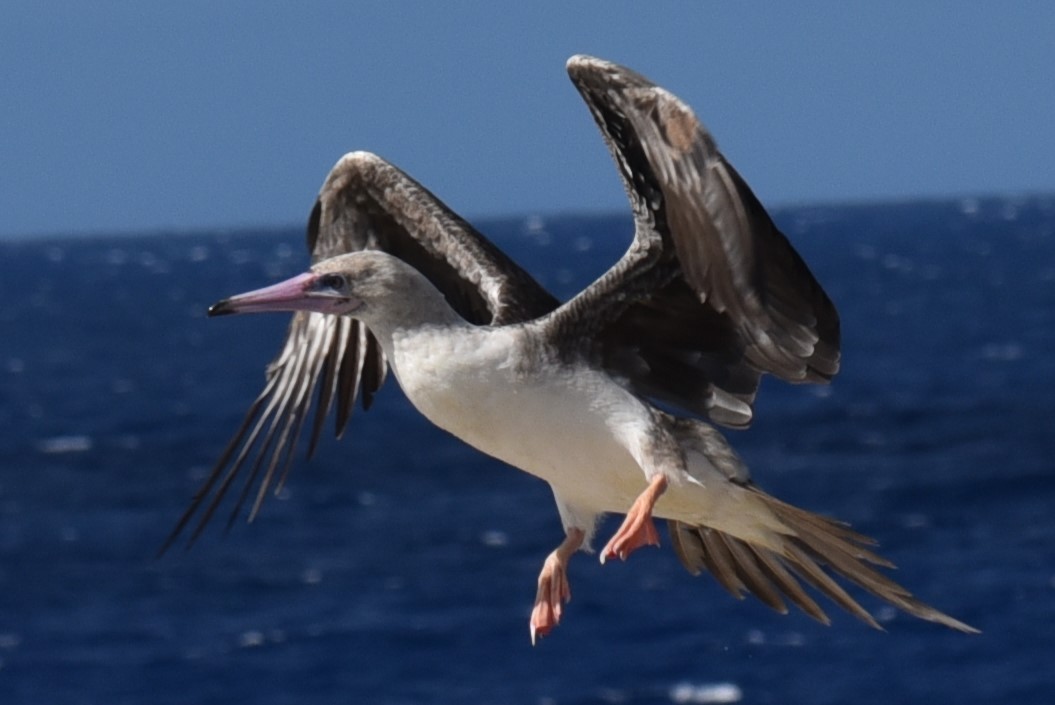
[566,53,603,75]
[329,149,388,181]
[565,53,656,95]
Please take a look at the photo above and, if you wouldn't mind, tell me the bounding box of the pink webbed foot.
[529,528,584,645]
[600,474,668,564]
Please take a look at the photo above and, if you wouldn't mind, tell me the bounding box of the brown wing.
[162,152,558,551]
[548,56,840,427]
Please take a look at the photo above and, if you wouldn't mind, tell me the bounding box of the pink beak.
[208,272,355,317]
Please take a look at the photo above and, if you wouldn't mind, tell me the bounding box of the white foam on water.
[479,529,509,547]
[36,435,93,454]
[669,681,743,704]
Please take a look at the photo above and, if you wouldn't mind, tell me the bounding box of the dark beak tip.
[208,300,235,317]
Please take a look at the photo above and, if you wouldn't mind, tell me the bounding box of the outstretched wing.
[163,152,558,550]
[547,55,840,427]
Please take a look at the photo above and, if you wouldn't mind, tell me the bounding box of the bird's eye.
[318,273,345,290]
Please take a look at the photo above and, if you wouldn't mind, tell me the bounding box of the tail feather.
[667,486,978,633]
[768,495,894,569]
[697,526,748,597]
[781,542,882,629]
[720,533,789,614]
[748,543,829,625]
[700,526,787,615]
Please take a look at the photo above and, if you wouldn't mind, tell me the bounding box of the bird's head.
[208,251,458,331]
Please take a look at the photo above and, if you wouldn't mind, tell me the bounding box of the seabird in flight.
[165,55,976,641]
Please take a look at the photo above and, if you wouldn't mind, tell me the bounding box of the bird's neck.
[357,281,473,357]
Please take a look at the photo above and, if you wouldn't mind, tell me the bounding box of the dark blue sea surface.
[1,196,1053,704]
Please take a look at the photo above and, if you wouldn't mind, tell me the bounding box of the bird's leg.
[530,527,585,645]
[600,474,668,563]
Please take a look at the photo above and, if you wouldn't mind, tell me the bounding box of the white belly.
[386,324,768,543]
[389,326,651,516]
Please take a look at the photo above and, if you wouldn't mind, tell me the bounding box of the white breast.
[384,323,774,546]
[388,325,651,514]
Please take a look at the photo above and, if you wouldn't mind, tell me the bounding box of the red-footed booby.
[164,56,977,641]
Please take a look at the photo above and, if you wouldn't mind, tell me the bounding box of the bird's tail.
[667,488,978,633]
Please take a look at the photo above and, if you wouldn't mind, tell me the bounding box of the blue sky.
[3,2,1053,239]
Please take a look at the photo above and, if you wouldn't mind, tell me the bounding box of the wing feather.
[554,56,840,427]
[162,153,557,550]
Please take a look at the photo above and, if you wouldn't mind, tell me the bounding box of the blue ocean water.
[1,196,1053,704]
